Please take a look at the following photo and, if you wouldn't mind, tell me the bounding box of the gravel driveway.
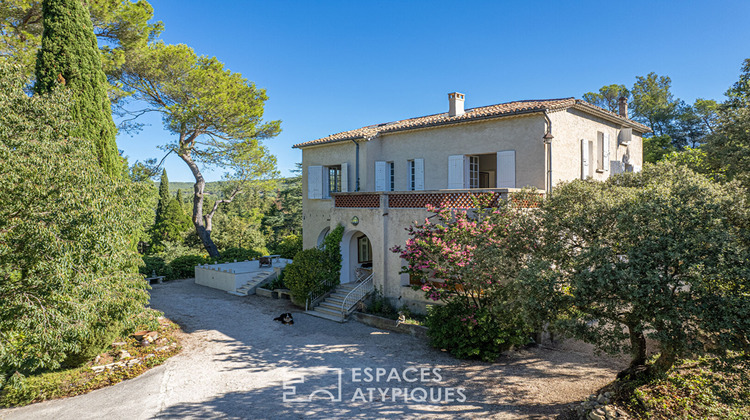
[1,279,626,420]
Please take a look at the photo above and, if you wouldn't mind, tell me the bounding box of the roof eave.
[571,103,652,134]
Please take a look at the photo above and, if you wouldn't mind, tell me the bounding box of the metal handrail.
[341,273,374,318]
[306,276,339,311]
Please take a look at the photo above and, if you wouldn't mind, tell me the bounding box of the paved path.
[1,279,626,420]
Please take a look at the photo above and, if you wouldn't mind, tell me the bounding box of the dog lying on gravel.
[273,313,294,325]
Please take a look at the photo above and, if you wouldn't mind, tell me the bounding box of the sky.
[116,0,750,182]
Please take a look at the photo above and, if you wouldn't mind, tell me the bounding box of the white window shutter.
[375,161,386,191]
[414,158,425,191]
[308,165,323,199]
[581,139,589,179]
[496,150,516,188]
[603,132,610,172]
[448,155,464,189]
[341,162,349,192]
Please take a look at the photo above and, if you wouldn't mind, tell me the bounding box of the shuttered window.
[307,165,323,199]
[414,158,424,191]
[375,161,387,191]
[407,159,425,191]
[496,150,516,188]
[448,155,464,189]
[388,162,395,191]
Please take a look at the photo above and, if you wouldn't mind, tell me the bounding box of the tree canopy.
[116,42,281,257]
[0,0,162,86]
[519,162,750,376]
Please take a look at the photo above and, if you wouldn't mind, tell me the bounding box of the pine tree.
[33,0,121,177]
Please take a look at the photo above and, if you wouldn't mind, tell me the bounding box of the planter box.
[256,287,275,298]
[351,312,428,340]
[275,288,292,300]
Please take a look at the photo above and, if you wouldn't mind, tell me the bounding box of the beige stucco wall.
[329,203,438,314]
[548,108,644,186]
[366,115,547,191]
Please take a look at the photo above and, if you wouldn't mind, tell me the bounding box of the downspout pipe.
[351,139,360,191]
[542,111,554,195]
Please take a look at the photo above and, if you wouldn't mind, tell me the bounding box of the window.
[326,165,341,197]
[357,236,372,263]
[596,132,605,171]
[387,162,395,191]
[596,131,610,172]
[468,155,479,188]
[408,160,416,191]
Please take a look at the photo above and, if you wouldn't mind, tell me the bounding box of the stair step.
[304,310,345,323]
[227,291,247,296]
[326,296,345,305]
[319,302,344,311]
[314,306,343,318]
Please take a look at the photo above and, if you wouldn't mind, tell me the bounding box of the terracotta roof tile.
[293,98,650,148]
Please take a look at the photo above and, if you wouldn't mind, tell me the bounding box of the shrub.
[61,322,124,368]
[392,193,537,360]
[283,225,344,306]
[283,248,330,305]
[273,234,302,259]
[167,255,209,280]
[217,247,262,263]
[268,270,286,290]
[0,64,151,386]
[140,256,167,277]
[425,299,529,362]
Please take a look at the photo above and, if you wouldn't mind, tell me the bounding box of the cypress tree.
[34,0,121,177]
[155,169,170,225]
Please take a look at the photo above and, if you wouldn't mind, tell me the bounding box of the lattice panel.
[388,192,502,209]
[334,194,380,208]
[509,194,543,208]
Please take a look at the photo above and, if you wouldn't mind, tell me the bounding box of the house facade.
[293,93,649,314]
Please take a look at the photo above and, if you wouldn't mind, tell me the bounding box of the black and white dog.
[273,312,294,325]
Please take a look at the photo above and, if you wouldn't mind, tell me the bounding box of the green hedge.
[283,225,344,306]
[425,299,530,362]
[216,247,263,263]
[168,255,209,280]
[272,234,302,260]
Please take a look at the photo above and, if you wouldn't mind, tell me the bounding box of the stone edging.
[350,312,428,340]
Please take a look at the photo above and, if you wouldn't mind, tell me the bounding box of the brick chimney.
[448,92,465,117]
[618,96,628,117]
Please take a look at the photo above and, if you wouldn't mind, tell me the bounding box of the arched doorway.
[340,230,373,284]
[317,227,330,247]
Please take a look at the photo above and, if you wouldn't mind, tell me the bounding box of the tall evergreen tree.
[149,170,191,252]
[33,0,120,177]
[155,168,170,223]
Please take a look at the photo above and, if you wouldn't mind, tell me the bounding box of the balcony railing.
[333,189,540,209]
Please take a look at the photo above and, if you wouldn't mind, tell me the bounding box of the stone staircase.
[227,270,274,296]
[305,282,360,323]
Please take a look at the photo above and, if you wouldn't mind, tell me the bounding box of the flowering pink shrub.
[391,192,540,360]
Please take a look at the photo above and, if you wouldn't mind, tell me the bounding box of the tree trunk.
[617,321,649,380]
[628,324,648,367]
[651,345,677,375]
[180,152,221,259]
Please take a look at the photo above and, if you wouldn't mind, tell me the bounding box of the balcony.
[332,189,539,209]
